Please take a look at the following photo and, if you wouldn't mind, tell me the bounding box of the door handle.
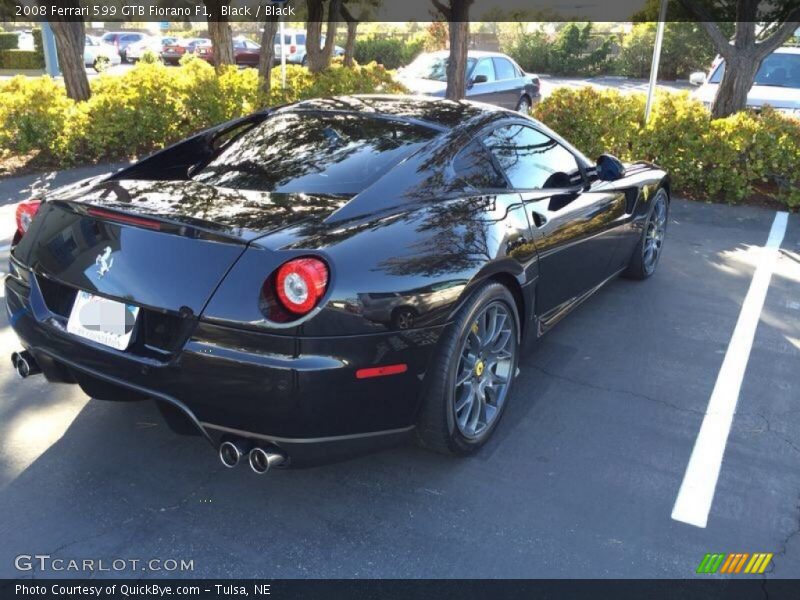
[531,211,547,228]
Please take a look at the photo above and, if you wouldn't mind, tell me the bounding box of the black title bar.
[4,579,800,600]
[3,0,796,23]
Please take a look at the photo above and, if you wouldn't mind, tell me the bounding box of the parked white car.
[12,30,35,51]
[273,29,344,65]
[84,35,121,72]
[690,47,800,117]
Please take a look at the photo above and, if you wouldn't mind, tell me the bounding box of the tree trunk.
[49,19,90,101]
[258,18,279,98]
[343,21,357,67]
[341,4,358,67]
[306,0,342,73]
[445,13,470,100]
[204,0,234,68]
[710,51,762,119]
[431,0,472,101]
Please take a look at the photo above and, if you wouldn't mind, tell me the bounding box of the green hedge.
[534,87,800,208]
[0,49,44,69]
[354,36,424,70]
[0,32,18,51]
[0,57,405,163]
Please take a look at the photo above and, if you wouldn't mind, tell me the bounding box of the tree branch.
[755,13,800,60]
[431,0,451,21]
[340,2,356,23]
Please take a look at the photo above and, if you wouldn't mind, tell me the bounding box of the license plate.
[67,290,139,351]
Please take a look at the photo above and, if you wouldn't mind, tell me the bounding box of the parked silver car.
[126,36,178,62]
[99,31,149,63]
[397,50,541,113]
[690,47,800,117]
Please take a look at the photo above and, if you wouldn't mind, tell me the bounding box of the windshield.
[709,52,800,89]
[404,54,477,82]
[193,112,439,195]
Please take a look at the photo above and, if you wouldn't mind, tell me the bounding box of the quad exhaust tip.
[218,439,286,473]
[11,351,41,379]
[218,440,244,468]
[248,446,286,474]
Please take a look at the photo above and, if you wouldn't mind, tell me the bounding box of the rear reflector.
[356,364,408,379]
[87,208,162,230]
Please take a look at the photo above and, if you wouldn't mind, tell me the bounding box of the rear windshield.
[193,112,439,195]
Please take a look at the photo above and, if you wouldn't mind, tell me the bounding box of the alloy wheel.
[453,301,516,439]
[643,195,667,273]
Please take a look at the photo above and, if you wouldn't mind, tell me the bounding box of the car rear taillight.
[15,200,41,237]
[273,257,329,315]
[290,44,296,54]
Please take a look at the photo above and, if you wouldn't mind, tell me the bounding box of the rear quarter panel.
[202,193,538,337]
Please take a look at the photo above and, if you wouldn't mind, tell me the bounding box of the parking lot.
[0,166,798,579]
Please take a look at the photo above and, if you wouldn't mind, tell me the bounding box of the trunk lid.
[19,178,348,315]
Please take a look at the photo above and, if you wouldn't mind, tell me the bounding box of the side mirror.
[596,154,626,182]
[689,72,706,86]
[471,74,488,85]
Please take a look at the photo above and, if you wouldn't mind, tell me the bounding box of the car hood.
[44,177,351,242]
[395,75,446,97]
[693,83,800,109]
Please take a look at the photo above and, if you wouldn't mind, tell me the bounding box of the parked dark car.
[7,96,668,472]
[195,37,262,67]
[161,38,211,65]
[99,31,148,63]
[399,51,541,113]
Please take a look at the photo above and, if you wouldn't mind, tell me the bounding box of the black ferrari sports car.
[6,95,669,471]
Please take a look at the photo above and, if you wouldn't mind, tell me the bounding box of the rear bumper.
[6,274,445,465]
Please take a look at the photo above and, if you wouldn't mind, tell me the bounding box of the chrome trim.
[218,441,242,468]
[537,267,626,336]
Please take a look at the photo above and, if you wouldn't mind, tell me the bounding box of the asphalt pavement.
[0,167,798,580]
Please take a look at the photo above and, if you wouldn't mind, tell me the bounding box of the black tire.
[516,95,532,114]
[623,188,669,280]
[416,282,520,456]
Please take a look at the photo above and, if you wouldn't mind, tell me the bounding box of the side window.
[452,140,507,190]
[297,34,307,45]
[483,125,582,190]
[493,58,517,81]
[471,59,495,83]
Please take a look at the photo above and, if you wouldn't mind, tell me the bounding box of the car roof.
[774,47,800,55]
[284,95,504,131]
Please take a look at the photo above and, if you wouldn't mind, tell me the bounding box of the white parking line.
[671,211,789,528]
